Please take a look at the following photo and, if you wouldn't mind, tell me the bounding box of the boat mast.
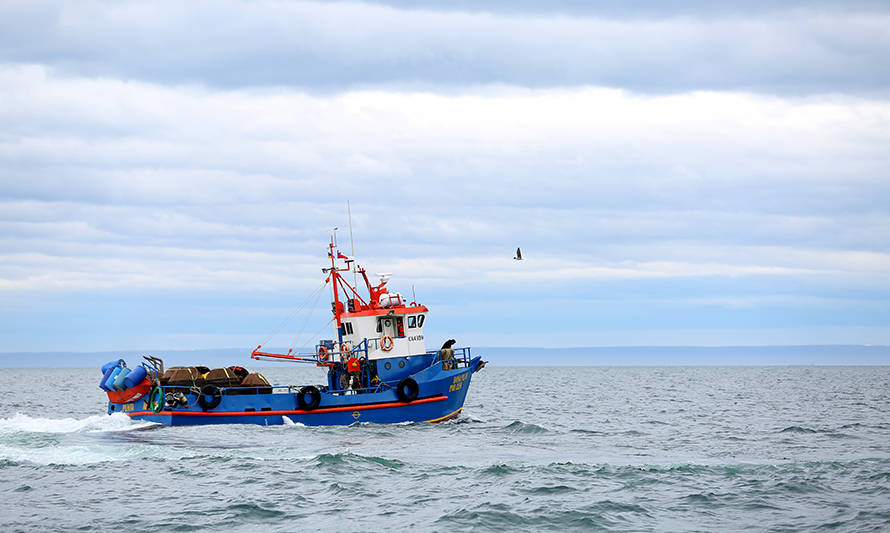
[348,200,357,288]
[328,235,344,346]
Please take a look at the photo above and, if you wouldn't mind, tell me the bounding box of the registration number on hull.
[449,372,468,392]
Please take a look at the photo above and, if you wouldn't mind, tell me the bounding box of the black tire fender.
[297,385,321,410]
[198,384,222,410]
[396,377,419,403]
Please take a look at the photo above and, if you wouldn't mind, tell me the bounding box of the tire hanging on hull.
[297,385,321,410]
[396,377,419,403]
[198,384,222,410]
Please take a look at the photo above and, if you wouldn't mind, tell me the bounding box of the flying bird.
[513,247,523,260]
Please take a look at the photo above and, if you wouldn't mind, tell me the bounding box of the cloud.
[348,0,888,18]
[1,8,889,350]
[1,1,889,93]
[1,66,889,302]
[2,66,888,211]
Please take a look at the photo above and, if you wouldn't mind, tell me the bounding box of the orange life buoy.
[318,346,329,361]
[380,335,394,351]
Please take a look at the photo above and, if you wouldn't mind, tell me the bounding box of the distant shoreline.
[1,345,888,368]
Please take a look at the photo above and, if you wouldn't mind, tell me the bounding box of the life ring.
[396,377,419,403]
[148,385,164,413]
[341,342,352,355]
[198,384,222,410]
[297,385,321,410]
[317,346,329,361]
[380,335,394,351]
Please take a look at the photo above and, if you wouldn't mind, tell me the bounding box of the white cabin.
[337,304,428,360]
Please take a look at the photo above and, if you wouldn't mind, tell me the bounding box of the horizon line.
[1,344,888,355]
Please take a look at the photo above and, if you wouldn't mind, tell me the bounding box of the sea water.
[1,366,889,532]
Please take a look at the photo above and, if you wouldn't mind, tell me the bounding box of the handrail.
[160,384,295,392]
[164,344,475,399]
[251,337,374,364]
[427,347,472,368]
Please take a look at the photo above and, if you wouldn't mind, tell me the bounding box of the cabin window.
[396,317,405,337]
[417,315,425,327]
[407,316,417,328]
[376,320,382,333]
[343,322,354,335]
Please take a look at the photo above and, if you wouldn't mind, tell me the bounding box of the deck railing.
[428,346,472,369]
[220,339,475,397]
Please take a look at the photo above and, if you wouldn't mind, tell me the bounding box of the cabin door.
[378,317,397,338]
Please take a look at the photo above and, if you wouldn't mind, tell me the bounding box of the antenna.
[347,201,357,287]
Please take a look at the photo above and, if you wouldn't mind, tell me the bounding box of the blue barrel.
[104,366,123,391]
[99,366,116,391]
[112,367,132,390]
[123,366,147,388]
[101,359,124,374]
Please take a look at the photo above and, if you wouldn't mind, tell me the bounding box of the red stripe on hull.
[127,394,447,417]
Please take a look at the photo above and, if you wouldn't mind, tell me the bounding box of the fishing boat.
[97,236,485,426]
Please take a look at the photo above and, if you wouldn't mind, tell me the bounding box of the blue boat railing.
[160,341,473,399]
[428,347,472,369]
[321,345,473,395]
[161,384,295,395]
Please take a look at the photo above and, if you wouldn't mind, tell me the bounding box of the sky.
[1,0,889,353]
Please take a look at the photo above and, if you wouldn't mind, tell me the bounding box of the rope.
[257,280,329,349]
[295,317,336,355]
[289,282,330,353]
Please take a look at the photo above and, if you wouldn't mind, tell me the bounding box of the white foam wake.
[281,416,305,427]
[0,412,157,434]
[0,413,162,465]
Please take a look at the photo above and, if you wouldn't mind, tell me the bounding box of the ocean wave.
[502,420,549,434]
[0,412,157,434]
[442,413,485,425]
[435,500,646,530]
[520,484,578,495]
[223,502,286,520]
[779,425,819,434]
[472,460,787,483]
[568,428,605,435]
[346,420,417,428]
[479,463,521,476]
[683,491,721,504]
[313,452,406,471]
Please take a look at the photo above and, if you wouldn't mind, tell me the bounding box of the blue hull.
[111,356,482,426]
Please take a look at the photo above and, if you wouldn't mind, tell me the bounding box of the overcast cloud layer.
[1,1,889,352]
[3,1,890,93]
